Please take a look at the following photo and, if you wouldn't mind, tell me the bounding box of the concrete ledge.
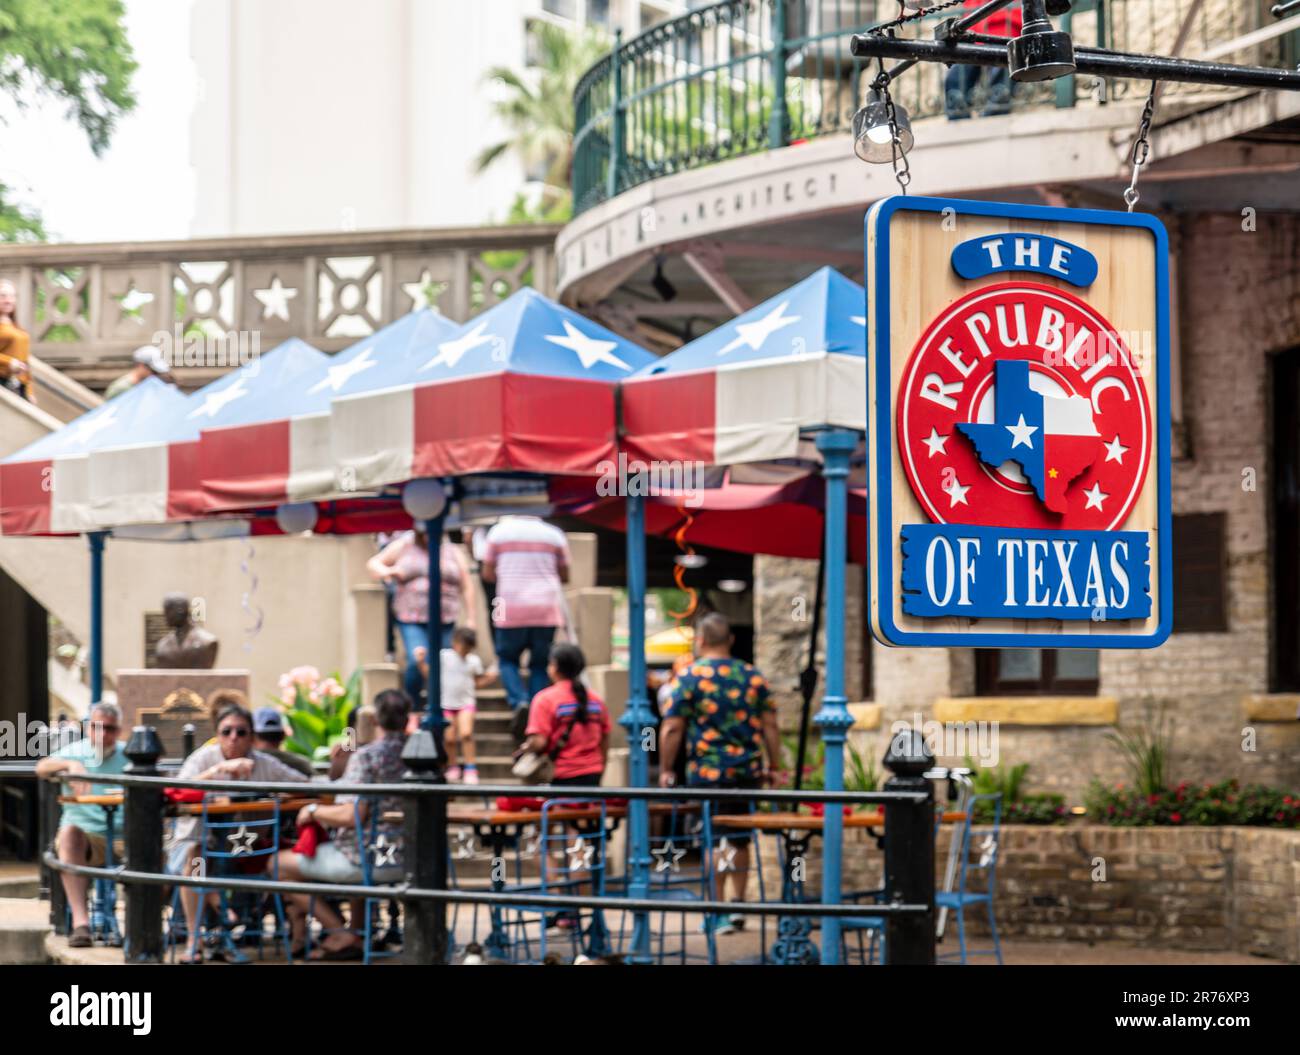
[45,931,124,966]
[0,897,52,964]
[934,696,1118,726]
[848,702,881,731]
[1243,694,1300,722]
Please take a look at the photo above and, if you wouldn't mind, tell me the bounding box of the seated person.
[166,700,310,963]
[278,689,410,961]
[248,704,315,778]
[34,703,128,948]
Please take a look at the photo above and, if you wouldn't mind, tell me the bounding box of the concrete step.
[0,867,40,900]
[0,897,52,964]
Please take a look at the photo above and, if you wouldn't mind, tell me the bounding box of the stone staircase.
[0,863,49,964]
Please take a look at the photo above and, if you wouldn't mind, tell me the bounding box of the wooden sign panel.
[866,196,1171,649]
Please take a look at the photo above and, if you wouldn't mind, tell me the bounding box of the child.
[415,627,495,784]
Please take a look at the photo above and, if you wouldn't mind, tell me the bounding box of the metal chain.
[1124,81,1158,212]
[870,0,967,35]
[874,61,911,194]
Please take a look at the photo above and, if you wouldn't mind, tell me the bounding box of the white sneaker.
[462,767,479,786]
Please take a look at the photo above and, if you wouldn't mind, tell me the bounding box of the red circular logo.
[897,282,1151,531]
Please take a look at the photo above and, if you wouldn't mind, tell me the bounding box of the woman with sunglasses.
[166,700,309,962]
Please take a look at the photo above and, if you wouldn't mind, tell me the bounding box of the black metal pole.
[793,539,826,793]
[123,727,164,963]
[39,775,66,930]
[401,730,447,964]
[881,730,936,965]
[849,34,1300,91]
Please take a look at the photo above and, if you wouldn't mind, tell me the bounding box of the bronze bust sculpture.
[153,593,219,669]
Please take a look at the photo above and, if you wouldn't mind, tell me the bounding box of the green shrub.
[1085,779,1300,827]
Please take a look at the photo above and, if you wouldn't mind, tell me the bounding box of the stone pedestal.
[115,668,251,759]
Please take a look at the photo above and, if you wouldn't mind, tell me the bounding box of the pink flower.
[318,677,344,699]
[290,665,321,687]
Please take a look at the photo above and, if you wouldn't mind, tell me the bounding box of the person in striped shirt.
[481,515,571,739]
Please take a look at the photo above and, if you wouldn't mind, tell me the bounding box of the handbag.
[510,708,581,784]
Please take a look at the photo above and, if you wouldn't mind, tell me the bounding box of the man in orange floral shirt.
[659,612,780,934]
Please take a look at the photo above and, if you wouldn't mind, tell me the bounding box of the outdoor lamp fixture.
[674,553,708,569]
[716,579,747,593]
[401,477,448,521]
[852,87,913,164]
[1008,0,1076,82]
[274,501,318,534]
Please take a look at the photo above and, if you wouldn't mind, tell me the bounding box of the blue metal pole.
[88,531,106,705]
[813,429,858,966]
[423,514,447,736]
[618,489,653,962]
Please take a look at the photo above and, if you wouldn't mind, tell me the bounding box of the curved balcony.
[573,0,1287,217]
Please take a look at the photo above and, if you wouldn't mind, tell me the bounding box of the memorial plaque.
[116,668,251,757]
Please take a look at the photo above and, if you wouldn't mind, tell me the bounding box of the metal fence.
[572,0,1290,214]
[35,733,938,965]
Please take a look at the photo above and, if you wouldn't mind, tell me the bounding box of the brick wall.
[757,824,1300,962]
[752,212,1300,800]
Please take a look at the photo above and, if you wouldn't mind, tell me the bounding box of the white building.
[188,0,692,237]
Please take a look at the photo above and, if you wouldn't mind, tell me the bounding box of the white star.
[944,476,971,507]
[252,276,297,322]
[402,270,446,312]
[369,834,398,868]
[850,315,866,326]
[1005,414,1038,449]
[978,834,998,868]
[187,376,249,419]
[651,841,687,873]
[1104,435,1129,465]
[921,428,949,458]
[565,838,595,872]
[1083,482,1109,511]
[227,825,257,856]
[453,829,478,860]
[309,345,377,393]
[420,322,493,372]
[717,300,801,356]
[75,407,118,443]
[544,319,630,371]
[716,838,738,873]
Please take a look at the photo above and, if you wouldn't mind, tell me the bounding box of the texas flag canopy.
[621,266,866,468]
[198,311,458,511]
[329,287,657,489]
[0,377,188,535]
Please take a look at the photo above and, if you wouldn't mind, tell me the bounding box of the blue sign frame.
[866,195,1173,649]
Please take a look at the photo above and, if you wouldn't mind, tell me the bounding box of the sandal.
[68,925,92,948]
[308,942,364,961]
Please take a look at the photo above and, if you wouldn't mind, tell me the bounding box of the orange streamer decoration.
[667,500,699,623]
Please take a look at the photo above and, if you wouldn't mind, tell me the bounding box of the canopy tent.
[620,266,866,469]
[328,286,657,488]
[0,377,193,536]
[199,310,458,512]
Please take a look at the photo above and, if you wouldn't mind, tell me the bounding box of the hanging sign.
[866,196,1171,648]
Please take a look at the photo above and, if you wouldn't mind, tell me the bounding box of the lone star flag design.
[955,359,1100,513]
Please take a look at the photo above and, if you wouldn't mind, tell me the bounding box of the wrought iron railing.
[572,0,1291,215]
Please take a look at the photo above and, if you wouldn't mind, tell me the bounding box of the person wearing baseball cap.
[104,344,173,400]
[252,706,314,777]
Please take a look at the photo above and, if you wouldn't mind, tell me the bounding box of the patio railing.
[572,0,1294,215]
[34,733,938,965]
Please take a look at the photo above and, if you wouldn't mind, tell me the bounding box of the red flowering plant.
[777,736,879,816]
[1085,779,1300,827]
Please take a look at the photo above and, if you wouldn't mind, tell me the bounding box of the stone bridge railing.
[0,224,560,389]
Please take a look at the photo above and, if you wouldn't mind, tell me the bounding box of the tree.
[475,21,608,219]
[0,0,138,239]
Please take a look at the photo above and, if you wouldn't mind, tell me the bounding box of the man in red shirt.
[945,0,1024,119]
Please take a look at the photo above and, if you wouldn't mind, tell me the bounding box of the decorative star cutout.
[565,838,595,872]
[521,828,542,858]
[309,345,377,393]
[716,838,738,874]
[75,407,118,443]
[227,825,257,856]
[420,322,493,372]
[921,427,949,458]
[402,269,448,312]
[978,834,998,869]
[718,300,801,356]
[545,319,630,371]
[850,315,866,326]
[1104,435,1129,465]
[369,834,398,868]
[453,829,478,860]
[944,475,970,508]
[252,276,298,322]
[651,841,687,873]
[1005,413,1038,449]
[1083,481,1109,511]
[188,376,249,419]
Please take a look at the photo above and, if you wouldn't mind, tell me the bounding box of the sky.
[0,0,196,244]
